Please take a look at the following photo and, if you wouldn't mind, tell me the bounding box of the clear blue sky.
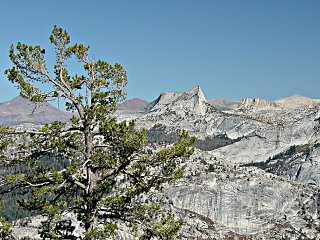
[1,0,320,102]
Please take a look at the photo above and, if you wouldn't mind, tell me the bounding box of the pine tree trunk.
[83,124,98,232]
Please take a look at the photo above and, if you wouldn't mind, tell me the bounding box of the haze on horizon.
[0,0,319,103]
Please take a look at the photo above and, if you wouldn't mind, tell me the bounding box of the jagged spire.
[191,85,207,103]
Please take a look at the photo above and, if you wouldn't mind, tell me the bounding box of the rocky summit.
[4,87,320,239]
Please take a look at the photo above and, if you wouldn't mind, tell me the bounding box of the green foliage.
[0,217,13,240]
[0,201,14,239]
[83,223,117,240]
[1,25,195,239]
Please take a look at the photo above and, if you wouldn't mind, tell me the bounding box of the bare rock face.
[117,86,320,239]
[165,150,320,239]
[144,86,211,116]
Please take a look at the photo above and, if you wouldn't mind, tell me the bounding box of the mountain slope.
[0,96,73,126]
[275,94,320,109]
[208,98,239,110]
[117,98,149,110]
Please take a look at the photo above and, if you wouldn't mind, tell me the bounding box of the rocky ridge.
[239,98,280,110]
[116,86,320,239]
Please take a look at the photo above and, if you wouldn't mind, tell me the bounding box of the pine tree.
[1,26,195,239]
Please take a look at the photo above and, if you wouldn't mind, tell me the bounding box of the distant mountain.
[207,95,320,112]
[0,96,73,126]
[275,94,320,109]
[117,98,149,110]
[143,86,212,115]
[234,94,320,111]
[208,98,239,110]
